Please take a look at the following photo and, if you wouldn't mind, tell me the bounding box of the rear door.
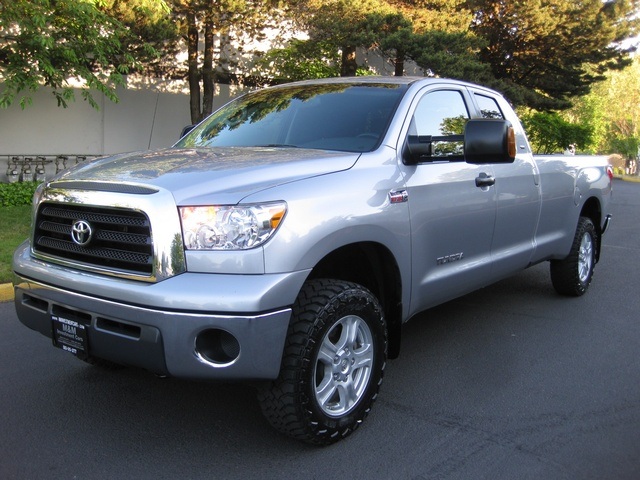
[469,90,542,279]
[397,87,497,316]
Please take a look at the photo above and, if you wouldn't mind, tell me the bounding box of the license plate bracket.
[52,315,89,360]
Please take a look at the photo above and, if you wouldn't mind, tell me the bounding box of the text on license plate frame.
[52,314,89,360]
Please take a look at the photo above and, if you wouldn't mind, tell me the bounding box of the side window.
[475,94,504,119]
[411,90,469,160]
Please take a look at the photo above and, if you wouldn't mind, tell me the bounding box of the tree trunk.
[340,46,357,77]
[202,14,215,119]
[394,52,404,77]
[187,8,201,124]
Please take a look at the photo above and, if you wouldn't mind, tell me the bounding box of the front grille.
[33,204,153,275]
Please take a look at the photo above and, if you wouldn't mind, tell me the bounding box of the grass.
[0,205,32,284]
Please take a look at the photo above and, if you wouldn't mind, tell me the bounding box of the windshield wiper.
[256,144,300,148]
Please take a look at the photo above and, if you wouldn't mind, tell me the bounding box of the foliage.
[0,182,39,207]
[0,204,32,283]
[465,0,640,110]
[381,0,474,75]
[100,0,180,78]
[300,0,475,77]
[393,29,492,82]
[0,0,167,109]
[302,0,409,76]
[520,111,594,154]
[252,39,340,82]
[170,0,277,124]
[388,0,472,34]
[565,56,640,158]
[561,92,609,154]
[609,136,639,161]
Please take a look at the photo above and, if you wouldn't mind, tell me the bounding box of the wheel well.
[308,242,403,359]
[580,197,602,261]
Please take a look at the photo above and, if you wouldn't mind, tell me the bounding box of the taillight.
[606,165,614,182]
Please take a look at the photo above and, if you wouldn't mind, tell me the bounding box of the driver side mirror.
[402,118,516,165]
[464,119,516,164]
[403,134,465,165]
[180,125,196,139]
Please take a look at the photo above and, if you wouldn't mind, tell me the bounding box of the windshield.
[175,83,407,153]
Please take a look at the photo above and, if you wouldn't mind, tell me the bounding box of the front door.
[398,88,497,317]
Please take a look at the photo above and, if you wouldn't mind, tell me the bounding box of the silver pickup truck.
[13,77,612,444]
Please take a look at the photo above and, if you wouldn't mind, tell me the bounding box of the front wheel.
[550,216,597,296]
[258,279,387,445]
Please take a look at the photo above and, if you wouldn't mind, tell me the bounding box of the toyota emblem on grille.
[71,220,93,246]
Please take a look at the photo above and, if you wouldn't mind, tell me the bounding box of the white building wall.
[0,84,244,181]
[0,87,191,156]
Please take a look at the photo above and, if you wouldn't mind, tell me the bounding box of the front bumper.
[13,243,308,380]
[14,277,291,379]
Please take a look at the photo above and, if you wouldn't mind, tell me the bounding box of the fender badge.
[437,252,464,265]
[389,190,408,204]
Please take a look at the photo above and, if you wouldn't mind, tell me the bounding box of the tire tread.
[258,278,386,445]
[550,216,596,296]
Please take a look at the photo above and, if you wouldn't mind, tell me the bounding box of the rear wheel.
[258,279,387,445]
[550,216,597,296]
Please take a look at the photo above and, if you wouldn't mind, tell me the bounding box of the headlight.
[179,203,286,250]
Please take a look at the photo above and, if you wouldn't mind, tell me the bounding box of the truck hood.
[53,147,360,204]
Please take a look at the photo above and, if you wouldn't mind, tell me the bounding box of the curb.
[0,283,14,303]
[615,174,640,183]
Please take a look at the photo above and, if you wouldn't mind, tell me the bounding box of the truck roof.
[261,75,502,96]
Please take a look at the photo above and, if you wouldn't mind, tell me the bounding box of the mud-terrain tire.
[550,216,597,296]
[258,279,387,445]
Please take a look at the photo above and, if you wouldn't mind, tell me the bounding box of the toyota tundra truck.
[13,77,613,444]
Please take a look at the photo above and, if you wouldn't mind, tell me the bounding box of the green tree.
[562,91,608,154]
[384,0,473,75]
[566,56,640,158]
[388,29,491,82]
[466,0,640,110]
[101,0,180,78]
[598,56,640,158]
[609,136,639,161]
[520,110,594,154]
[301,0,407,77]
[248,0,404,81]
[171,0,279,124]
[252,39,341,83]
[282,0,489,82]
[0,0,168,109]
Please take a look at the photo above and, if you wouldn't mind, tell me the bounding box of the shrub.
[0,182,39,207]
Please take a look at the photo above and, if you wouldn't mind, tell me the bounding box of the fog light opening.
[195,329,240,365]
